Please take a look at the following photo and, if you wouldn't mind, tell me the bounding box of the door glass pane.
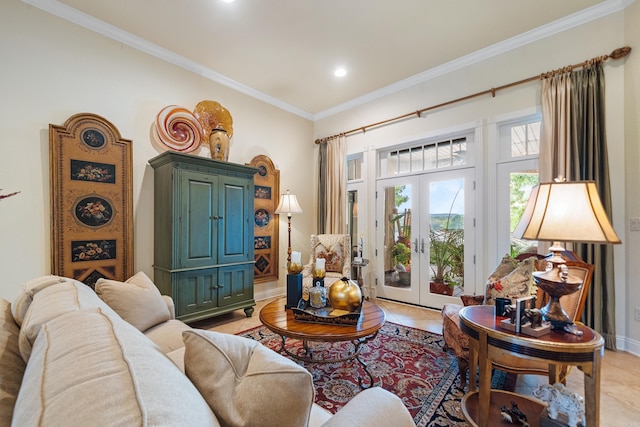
[383,184,412,288]
[348,190,358,277]
[510,172,539,255]
[429,179,464,295]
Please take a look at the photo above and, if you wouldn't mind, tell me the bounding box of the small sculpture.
[533,383,586,427]
[524,308,543,328]
[504,304,517,324]
[499,402,530,426]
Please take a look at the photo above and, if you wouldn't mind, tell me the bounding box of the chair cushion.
[13,308,217,427]
[315,241,344,273]
[0,298,25,426]
[95,271,172,332]
[485,256,537,306]
[183,329,315,427]
[441,303,469,357]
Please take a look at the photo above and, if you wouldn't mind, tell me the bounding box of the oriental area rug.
[238,322,514,426]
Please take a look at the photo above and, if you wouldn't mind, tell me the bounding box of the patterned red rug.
[238,322,473,426]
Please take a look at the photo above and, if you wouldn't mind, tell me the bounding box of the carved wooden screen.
[50,113,133,288]
[247,155,280,282]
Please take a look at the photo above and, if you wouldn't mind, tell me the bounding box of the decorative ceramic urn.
[328,277,362,312]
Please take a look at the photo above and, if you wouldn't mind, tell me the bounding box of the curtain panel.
[317,135,347,235]
[539,61,617,349]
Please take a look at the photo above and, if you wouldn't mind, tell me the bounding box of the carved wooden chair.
[441,251,594,389]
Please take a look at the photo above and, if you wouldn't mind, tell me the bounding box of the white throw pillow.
[183,329,315,427]
[95,271,171,332]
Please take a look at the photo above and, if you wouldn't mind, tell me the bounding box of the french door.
[375,168,475,309]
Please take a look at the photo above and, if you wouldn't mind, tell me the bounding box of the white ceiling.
[26,0,628,119]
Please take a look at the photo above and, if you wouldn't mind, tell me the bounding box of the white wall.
[315,11,639,350]
[0,0,316,302]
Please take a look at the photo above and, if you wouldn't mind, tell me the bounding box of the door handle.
[420,238,425,254]
[413,238,419,254]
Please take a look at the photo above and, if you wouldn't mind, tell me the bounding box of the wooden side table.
[459,305,604,427]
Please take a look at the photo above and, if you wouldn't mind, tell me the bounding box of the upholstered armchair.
[302,234,352,298]
[441,251,593,389]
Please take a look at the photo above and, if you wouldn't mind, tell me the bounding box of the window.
[347,155,363,182]
[379,135,470,178]
[498,116,541,160]
[494,113,541,259]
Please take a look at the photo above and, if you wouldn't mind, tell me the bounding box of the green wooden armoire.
[149,151,257,322]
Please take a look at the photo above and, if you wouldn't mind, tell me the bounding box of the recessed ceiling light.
[334,67,347,77]
[221,0,235,3]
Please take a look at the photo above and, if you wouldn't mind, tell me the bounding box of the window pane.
[510,172,539,254]
[411,147,423,172]
[398,149,411,174]
[387,152,398,175]
[437,141,451,168]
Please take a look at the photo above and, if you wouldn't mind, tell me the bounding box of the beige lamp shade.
[275,190,303,216]
[513,180,620,244]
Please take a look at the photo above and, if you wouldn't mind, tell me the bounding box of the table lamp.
[275,189,303,267]
[513,179,620,334]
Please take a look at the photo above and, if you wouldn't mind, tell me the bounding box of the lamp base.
[534,265,584,336]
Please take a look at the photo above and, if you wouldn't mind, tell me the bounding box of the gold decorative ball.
[328,277,362,312]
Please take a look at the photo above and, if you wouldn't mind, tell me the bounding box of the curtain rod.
[314,46,631,145]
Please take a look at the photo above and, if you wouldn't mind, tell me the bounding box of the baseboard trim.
[616,335,640,357]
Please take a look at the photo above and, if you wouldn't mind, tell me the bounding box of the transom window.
[378,135,470,178]
[498,116,541,160]
[347,155,363,182]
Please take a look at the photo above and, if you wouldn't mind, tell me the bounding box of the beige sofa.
[0,274,414,427]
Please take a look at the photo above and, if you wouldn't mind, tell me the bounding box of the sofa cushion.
[0,298,25,427]
[144,318,192,353]
[12,308,218,427]
[95,271,172,332]
[18,280,115,362]
[485,256,536,306]
[183,329,314,427]
[11,275,67,326]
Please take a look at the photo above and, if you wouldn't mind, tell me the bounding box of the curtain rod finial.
[610,46,631,60]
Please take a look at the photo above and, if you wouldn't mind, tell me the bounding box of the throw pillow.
[95,271,171,332]
[485,256,537,306]
[315,241,344,273]
[487,254,519,283]
[182,329,314,427]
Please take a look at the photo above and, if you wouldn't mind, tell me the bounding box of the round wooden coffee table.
[259,297,386,388]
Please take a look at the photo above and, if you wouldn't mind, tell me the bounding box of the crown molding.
[22,0,632,122]
[21,0,315,120]
[313,0,633,120]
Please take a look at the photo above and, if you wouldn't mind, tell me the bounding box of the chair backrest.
[560,259,594,322]
[308,234,351,277]
[518,251,593,322]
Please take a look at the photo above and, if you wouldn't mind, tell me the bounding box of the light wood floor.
[192,296,640,426]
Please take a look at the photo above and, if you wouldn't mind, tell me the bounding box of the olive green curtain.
[540,61,617,349]
[571,62,617,350]
[317,135,347,234]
